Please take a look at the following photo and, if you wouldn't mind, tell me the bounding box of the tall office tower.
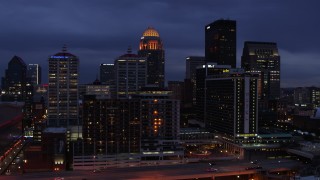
[1,56,27,101]
[134,87,182,160]
[241,41,280,101]
[185,56,206,106]
[115,48,147,99]
[138,27,165,88]
[99,63,114,85]
[82,95,140,155]
[48,46,79,127]
[241,42,280,129]
[99,64,115,98]
[205,69,259,143]
[27,64,42,85]
[205,19,236,68]
[195,63,231,125]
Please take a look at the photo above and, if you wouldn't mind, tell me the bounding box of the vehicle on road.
[245,166,262,170]
[250,160,258,164]
[206,167,218,172]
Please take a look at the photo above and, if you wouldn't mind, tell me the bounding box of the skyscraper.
[205,70,259,143]
[205,19,236,68]
[185,56,205,106]
[48,46,79,127]
[82,95,140,155]
[138,27,165,88]
[241,41,280,101]
[115,48,147,99]
[1,56,28,101]
[134,87,182,159]
[195,63,231,124]
[99,63,114,85]
[241,42,280,129]
[27,64,42,85]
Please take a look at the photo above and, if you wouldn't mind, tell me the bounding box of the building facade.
[205,70,259,143]
[205,19,236,68]
[115,49,147,99]
[99,64,115,98]
[134,87,182,160]
[241,41,280,129]
[241,41,280,101]
[48,47,79,127]
[81,95,140,155]
[185,56,206,106]
[1,56,28,101]
[27,64,42,86]
[195,63,231,124]
[138,27,165,88]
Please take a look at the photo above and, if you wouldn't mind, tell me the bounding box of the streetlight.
[93,155,96,172]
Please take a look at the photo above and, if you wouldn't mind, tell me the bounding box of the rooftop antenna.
[62,44,67,52]
[127,46,132,54]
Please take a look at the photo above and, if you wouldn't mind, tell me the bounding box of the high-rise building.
[241,41,280,100]
[27,64,42,85]
[99,64,114,85]
[195,63,231,124]
[185,56,206,105]
[134,87,182,159]
[1,56,28,101]
[115,49,147,99]
[82,95,140,155]
[48,46,79,127]
[138,27,165,88]
[241,42,280,129]
[205,19,236,68]
[205,69,259,143]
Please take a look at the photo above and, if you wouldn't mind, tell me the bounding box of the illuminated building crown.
[139,27,163,50]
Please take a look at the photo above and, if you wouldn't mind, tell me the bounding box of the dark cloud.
[0,0,319,87]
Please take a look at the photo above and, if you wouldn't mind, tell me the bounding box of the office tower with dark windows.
[241,42,280,128]
[115,49,147,99]
[48,47,79,127]
[27,64,42,85]
[205,69,259,143]
[100,63,114,84]
[205,19,236,68]
[1,56,28,101]
[195,63,231,125]
[185,56,206,106]
[241,41,280,101]
[138,27,165,88]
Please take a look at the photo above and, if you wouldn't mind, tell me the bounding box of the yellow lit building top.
[142,27,159,37]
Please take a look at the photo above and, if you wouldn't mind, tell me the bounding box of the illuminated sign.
[237,134,256,137]
[50,56,69,59]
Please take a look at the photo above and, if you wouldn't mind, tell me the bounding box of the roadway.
[4,158,302,180]
[0,137,28,175]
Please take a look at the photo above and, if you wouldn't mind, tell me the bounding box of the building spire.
[62,44,67,52]
[127,46,132,54]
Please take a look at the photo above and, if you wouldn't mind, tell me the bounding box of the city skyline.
[0,0,320,87]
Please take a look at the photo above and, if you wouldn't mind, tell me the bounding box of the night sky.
[0,0,319,87]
